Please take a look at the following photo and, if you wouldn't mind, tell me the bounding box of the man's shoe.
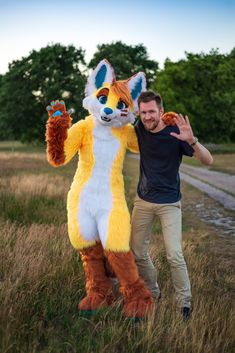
[181,306,192,321]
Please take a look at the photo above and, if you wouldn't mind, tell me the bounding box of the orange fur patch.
[96,88,109,98]
[80,243,113,295]
[105,250,154,317]
[46,116,71,166]
[161,111,177,126]
[111,81,134,109]
[105,250,140,286]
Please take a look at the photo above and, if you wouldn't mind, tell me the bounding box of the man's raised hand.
[170,114,194,144]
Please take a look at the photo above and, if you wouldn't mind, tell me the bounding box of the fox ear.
[127,72,146,111]
[85,59,115,96]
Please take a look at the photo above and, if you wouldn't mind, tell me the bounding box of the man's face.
[139,100,163,132]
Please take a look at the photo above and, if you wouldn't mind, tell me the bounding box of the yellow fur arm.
[126,124,139,153]
[63,119,86,164]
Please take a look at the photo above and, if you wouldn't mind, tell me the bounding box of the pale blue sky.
[0,0,234,74]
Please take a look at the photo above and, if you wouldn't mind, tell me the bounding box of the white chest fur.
[78,123,120,242]
[80,124,120,218]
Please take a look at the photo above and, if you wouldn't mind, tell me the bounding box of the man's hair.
[137,91,163,108]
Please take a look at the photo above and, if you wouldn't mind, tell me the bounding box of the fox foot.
[121,279,155,319]
[123,296,155,319]
[78,291,115,314]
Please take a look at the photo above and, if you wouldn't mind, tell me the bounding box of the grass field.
[0,144,234,353]
[183,153,235,174]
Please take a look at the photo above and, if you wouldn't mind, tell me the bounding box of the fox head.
[83,59,146,127]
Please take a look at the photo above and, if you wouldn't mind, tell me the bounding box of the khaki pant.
[130,195,191,308]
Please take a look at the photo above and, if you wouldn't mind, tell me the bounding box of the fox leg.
[97,210,155,318]
[78,242,114,313]
[105,250,155,319]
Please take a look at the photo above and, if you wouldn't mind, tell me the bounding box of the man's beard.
[143,120,159,132]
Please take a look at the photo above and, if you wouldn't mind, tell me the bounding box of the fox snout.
[103,107,113,115]
[100,106,117,122]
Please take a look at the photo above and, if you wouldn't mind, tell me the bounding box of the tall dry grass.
[0,151,234,353]
[7,174,70,199]
[0,179,68,225]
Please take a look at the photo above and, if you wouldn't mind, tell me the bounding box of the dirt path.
[180,164,235,212]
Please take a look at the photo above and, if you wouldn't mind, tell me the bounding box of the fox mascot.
[46,59,160,319]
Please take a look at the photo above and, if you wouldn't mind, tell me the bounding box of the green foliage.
[0,44,87,142]
[1,43,234,143]
[89,41,158,85]
[152,48,235,143]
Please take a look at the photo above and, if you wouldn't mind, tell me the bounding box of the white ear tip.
[84,59,115,96]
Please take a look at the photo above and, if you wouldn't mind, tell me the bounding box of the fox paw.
[78,292,114,313]
[46,100,72,119]
[123,296,155,319]
[161,112,177,126]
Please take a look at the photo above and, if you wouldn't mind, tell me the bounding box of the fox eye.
[117,101,127,110]
[98,95,107,104]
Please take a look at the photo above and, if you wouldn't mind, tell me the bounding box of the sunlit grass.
[183,153,235,174]
[0,148,234,353]
[0,140,44,153]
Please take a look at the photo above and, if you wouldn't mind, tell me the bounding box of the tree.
[152,48,235,142]
[89,41,158,86]
[0,44,87,142]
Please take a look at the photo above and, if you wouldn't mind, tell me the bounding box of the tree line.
[0,42,234,143]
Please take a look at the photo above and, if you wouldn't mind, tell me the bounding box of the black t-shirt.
[135,119,194,204]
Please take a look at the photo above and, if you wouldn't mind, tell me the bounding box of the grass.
[0,140,45,153]
[181,141,235,174]
[204,143,235,154]
[0,145,235,353]
[183,153,235,174]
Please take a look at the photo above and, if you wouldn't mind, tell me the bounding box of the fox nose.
[104,107,113,115]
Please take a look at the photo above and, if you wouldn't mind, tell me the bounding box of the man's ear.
[127,72,146,112]
[160,107,164,116]
[85,59,115,96]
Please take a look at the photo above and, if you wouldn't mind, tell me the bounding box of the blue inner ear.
[95,64,107,89]
[131,77,143,100]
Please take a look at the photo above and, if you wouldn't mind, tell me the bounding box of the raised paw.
[46,100,68,119]
[161,112,177,126]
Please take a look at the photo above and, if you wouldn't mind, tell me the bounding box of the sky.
[0,0,235,74]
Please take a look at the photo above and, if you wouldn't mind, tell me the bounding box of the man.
[130,91,213,320]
